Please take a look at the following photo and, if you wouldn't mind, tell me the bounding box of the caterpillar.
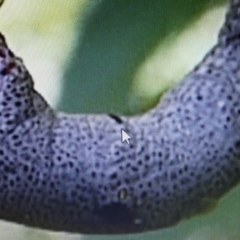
[0,0,240,235]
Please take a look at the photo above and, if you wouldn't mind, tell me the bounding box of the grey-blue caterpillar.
[0,0,240,235]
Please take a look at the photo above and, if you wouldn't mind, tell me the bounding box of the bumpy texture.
[1,0,240,235]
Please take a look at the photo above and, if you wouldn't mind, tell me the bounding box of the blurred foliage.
[59,0,225,115]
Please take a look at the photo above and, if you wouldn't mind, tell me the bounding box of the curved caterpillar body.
[1,0,240,235]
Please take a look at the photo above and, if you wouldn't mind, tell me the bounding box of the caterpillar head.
[0,34,46,136]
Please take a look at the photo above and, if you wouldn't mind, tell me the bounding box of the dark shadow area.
[59,0,225,115]
[78,186,240,240]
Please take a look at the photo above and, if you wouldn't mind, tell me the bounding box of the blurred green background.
[1,0,240,239]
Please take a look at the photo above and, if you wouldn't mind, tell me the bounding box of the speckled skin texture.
[1,0,240,235]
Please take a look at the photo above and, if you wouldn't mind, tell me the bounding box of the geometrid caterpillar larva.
[0,0,240,235]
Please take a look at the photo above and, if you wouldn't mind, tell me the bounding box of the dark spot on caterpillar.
[224,33,240,45]
[7,49,14,58]
[0,48,5,58]
[110,172,117,179]
[108,114,123,124]
[0,62,16,76]
[197,95,203,101]
[0,67,7,76]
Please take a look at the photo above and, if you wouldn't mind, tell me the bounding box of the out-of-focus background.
[1,0,240,239]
